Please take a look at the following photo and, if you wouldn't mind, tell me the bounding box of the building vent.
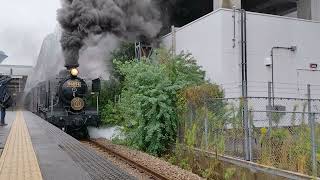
[264,57,272,67]
[310,63,318,71]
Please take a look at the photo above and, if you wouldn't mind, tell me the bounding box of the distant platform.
[0,64,32,76]
[0,64,33,107]
[0,111,135,180]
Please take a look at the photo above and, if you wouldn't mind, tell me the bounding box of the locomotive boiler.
[26,68,100,138]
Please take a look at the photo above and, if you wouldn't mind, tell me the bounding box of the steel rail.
[82,140,170,180]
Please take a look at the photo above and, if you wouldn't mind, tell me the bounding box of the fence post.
[267,82,272,136]
[307,84,317,176]
[242,96,251,161]
[310,113,317,176]
[248,109,253,161]
[204,102,209,150]
[307,84,311,126]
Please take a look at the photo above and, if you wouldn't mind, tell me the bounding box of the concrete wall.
[214,0,241,10]
[162,10,238,96]
[161,9,320,99]
[311,0,320,21]
[298,0,320,21]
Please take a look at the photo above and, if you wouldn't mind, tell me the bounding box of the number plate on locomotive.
[71,97,85,111]
[67,80,81,88]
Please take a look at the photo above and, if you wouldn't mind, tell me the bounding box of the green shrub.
[115,60,179,155]
[101,101,123,126]
[100,47,220,156]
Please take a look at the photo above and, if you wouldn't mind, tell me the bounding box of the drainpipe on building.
[232,6,236,48]
[270,46,297,106]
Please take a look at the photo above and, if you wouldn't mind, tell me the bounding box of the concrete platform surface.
[0,111,135,180]
[0,111,15,152]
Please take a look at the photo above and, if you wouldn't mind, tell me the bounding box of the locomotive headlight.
[70,68,79,77]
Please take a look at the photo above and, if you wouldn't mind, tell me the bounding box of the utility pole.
[171,25,176,56]
[239,9,251,161]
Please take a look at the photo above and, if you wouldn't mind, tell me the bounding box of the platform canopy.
[0,51,8,63]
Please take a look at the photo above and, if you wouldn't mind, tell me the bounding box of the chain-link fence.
[249,97,320,176]
[178,96,320,177]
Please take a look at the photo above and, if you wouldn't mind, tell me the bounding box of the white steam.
[88,126,121,140]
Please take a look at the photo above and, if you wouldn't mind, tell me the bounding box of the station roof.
[0,64,33,77]
[0,64,33,94]
[0,51,8,63]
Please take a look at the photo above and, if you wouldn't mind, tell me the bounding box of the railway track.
[81,140,170,180]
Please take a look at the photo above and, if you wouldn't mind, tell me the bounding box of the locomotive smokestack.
[57,0,163,69]
[60,29,82,69]
[65,64,79,70]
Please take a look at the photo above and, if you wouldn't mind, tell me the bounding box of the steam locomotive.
[26,68,100,138]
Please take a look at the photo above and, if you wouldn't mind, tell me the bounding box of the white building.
[162,8,320,99]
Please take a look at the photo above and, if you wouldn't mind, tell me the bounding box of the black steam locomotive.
[26,68,100,138]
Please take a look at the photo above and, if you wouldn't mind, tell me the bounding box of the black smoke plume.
[57,0,162,69]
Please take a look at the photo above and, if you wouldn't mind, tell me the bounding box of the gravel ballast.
[93,138,204,180]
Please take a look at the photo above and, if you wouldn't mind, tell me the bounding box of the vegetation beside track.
[97,43,223,156]
[94,43,320,179]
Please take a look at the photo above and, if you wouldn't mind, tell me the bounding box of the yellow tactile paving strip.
[0,111,43,180]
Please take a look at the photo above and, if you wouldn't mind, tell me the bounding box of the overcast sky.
[0,0,61,66]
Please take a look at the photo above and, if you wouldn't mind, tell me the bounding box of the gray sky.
[0,0,61,66]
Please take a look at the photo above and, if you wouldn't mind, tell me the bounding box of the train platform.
[0,111,14,154]
[0,111,135,180]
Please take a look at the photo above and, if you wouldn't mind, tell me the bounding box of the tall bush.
[116,61,179,155]
[110,49,207,155]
